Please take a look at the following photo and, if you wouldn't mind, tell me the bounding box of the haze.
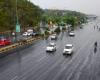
[31,0,100,16]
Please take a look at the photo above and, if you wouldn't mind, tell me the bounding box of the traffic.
[0,19,100,80]
[0,0,100,80]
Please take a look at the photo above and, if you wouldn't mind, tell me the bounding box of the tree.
[0,0,43,31]
[42,9,87,29]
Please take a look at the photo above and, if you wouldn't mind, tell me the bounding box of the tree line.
[42,9,87,28]
[0,0,43,31]
[0,0,87,32]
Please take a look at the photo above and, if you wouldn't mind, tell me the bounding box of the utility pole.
[15,0,20,42]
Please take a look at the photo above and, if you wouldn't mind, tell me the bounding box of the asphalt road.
[0,19,100,80]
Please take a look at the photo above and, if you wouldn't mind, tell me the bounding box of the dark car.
[31,32,39,36]
[80,26,83,29]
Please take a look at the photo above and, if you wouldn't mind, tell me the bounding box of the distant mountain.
[43,9,86,17]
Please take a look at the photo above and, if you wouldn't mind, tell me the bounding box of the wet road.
[0,20,100,80]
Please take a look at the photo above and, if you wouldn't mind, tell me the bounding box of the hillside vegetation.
[0,1,87,31]
[42,9,87,27]
[0,0,43,31]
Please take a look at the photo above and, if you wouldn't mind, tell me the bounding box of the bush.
[45,30,49,35]
[62,27,66,31]
[40,33,44,38]
[54,27,61,34]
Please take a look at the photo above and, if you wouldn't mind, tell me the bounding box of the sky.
[31,0,100,16]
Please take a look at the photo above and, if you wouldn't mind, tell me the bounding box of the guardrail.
[0,43,19,53]
[0,37,41,54]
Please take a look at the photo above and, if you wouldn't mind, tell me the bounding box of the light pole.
[16,0,18,25]
[15,0,20,42]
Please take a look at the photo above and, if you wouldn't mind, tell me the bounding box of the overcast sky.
[31,0,99,16]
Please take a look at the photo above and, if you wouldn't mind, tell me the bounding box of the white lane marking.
[35,58,64,80]
[11,76,18,80]
[53,36,94,80]
[67,37,96,80]
[36,55,46,62]
[75,46,94,80]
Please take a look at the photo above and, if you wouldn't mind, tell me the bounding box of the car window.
[65,46,72,49]
[49,45,54,47]
[0,37,6,40]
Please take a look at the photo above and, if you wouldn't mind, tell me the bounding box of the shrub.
[54,27,61,34]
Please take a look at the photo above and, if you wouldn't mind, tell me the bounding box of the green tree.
[0,0,43,31]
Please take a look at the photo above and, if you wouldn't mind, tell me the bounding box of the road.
[0,19,100,80]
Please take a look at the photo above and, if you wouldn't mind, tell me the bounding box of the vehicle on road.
[22,32,32,36]
[31,32,39,36]
[50,34,57,40]
[46,42,56,52]
[22,32,28,36]
[80,26,83,29]
[63,44,74,55]
[94,42,97,47]
[69,31,75,36]
[27,29,34,36]
[0,37,11,46]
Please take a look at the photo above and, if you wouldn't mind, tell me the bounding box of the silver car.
[63,44,74,55]
[46,43,56,52]
[69,31,75,36]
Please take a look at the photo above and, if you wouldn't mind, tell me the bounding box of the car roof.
[49,42,55,45]
[66,44,73,46]
[24,32,27,33]
[0,37,6,39]
[52,34,56,36]
[70,31,74,33]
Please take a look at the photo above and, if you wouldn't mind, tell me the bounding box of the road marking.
[11,76,18,80]
[53,35,95,80]
[35,58,64,80]
[66,35,97,80]
[36,55,46,62]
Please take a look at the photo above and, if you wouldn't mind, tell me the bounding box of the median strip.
[0,37,42,54]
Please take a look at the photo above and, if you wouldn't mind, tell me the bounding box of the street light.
[15,0,20,42]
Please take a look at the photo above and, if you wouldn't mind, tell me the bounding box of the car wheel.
[63,53,65,55]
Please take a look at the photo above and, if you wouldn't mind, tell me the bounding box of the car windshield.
[0,37,6,40]
[49,44,55,47]
[24,32,27,34]
[48,45,54,47]
[53,34,56,36]
[51,35,55,37]
[65,45,72,49]
[70,31,74,33]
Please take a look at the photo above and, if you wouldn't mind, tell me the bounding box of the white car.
[69,31,75,36]
[46,43,56,52]
[63,44,74,55]
[22,32,32,36]
[27,32,32,36]
[22,32,28,36]
[50,34,57,40]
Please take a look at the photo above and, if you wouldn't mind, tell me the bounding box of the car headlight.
[63,50,65,53]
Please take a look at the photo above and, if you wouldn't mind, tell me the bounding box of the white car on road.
[46,43,56,52]
[50,34,57,40]
[22,32,28,36]
[69,31,75,36]
[63,44,74,55]
[22,32,32,36]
